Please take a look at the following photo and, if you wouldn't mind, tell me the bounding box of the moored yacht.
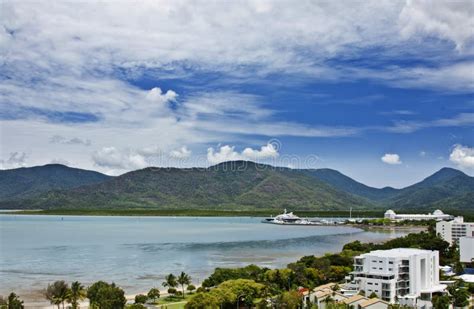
[262,209,321,225]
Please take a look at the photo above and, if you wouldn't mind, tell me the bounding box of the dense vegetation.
[1,162,473,212]
[0,164,110,201]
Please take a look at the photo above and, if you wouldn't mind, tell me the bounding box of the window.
[389,261,393,264]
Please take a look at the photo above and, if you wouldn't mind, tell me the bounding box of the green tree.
[432,294,451,309]
[167,288,177,298]
[186,285,196,294]
[147,288,160,303]
[177,272,191,298]
[128,304,146,309]
[68,281,86,309]
[162,274,177,289]
[368,292,377,299]
[87,281,126,309]
[450,287,469,308]
[277,291,302,309]
[45,281,69,309]
[185,292,220,309]
[7,293,24,309]
[134,294,147,304]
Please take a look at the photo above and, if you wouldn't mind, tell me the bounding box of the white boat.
[262,209,321,225]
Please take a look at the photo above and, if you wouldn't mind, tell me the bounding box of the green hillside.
[0,162,472,212]
[0,161,373,210]
[0,164,111,201]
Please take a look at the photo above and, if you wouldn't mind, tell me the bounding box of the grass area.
[9,208,385,218]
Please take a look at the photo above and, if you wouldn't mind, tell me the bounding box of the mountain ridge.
[0,162,472,211]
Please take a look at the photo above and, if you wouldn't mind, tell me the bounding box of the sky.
[1,0,473,188]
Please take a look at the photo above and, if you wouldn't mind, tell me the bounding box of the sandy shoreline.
[17,286,195,309]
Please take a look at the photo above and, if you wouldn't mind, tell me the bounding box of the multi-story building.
[436,217,474,245]
[384,209,453,222]
[348,248,446,308]
[459,236,474,263]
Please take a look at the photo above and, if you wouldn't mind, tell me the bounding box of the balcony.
[399,266,409,273]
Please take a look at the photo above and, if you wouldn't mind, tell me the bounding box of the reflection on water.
[0,215,406,298]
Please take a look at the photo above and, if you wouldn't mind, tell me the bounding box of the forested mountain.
[0,162,472,211]
[0,164,111,201]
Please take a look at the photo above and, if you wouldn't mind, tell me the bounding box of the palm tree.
[162,273,178,296]
[67,281,86,309]
[45,281,69,309]
[176,272,191,299]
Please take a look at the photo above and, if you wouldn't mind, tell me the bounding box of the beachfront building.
[460,236,474,263]
[347,248,446,308]
[384,209,453,222]
[436,217,474,245]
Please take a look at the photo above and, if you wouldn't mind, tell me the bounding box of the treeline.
[343,230,458,265]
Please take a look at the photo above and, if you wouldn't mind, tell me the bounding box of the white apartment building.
[348,248,446,308]
[459,236,474,263]
[436,217,474,245]
[384,209,453,222]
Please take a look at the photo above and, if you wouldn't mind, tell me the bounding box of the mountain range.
[0,161,473,211]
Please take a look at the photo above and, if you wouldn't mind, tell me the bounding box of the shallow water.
[0,215,407,299]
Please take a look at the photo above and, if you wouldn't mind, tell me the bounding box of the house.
[359,298,390,309]
[342,294,367,307]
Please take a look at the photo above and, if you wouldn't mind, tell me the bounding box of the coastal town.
[2,209,474,309]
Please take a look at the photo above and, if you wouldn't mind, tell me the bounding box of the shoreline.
[0,208,385,218]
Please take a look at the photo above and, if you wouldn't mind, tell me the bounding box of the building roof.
[313,283,336,292]
[457,274,474,283]
[314,290,333,298]
[359,248,435,258]
[359,298,389,308]
[342,294,367,304]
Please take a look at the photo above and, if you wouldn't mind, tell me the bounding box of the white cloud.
[207,145,243,165]
[169,146,191,159]
[207,143,280,164]
[450,144,474,168]
[92,147,147,171]
[50,135,91,146]
[242,143,279,160]
[381,153,402,165]
[0,152,28,169]
[146,87,178,104]
[399,0,474,51]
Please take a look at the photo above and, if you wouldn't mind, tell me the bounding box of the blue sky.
[1,0,473,188]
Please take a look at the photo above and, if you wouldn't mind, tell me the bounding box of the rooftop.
[343,294,366,304]
[359,298,389,308]
[359,248,435,258]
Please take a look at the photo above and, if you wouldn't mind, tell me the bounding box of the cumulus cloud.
[50,135,91,146]
[381,153,402,165]
[0,152,28,169]
[169,146,191,159]
[146,87,178,104]
[207,143,279,164]
[450,144,474,168]
[242,144,279,160]
[92,147,147,170]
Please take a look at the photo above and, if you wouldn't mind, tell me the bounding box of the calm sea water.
[0,215,407,299]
